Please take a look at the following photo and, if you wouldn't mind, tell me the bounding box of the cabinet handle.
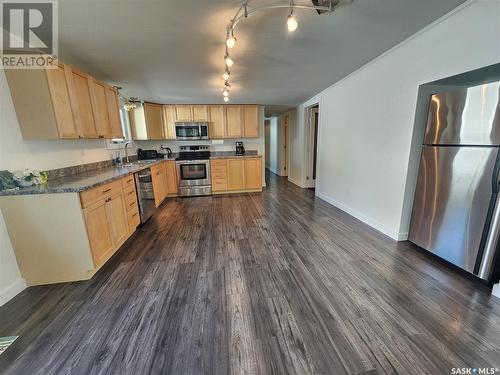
[132,212,138,217]
[127,190,135,196]
[105,197,111,203]
[102,188,112,194]
[129,202,135,207]
[99,135,104,139]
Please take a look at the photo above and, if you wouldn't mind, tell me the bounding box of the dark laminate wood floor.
[1,172,500,374]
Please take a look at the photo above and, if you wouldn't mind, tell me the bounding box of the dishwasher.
[134,168,156,223]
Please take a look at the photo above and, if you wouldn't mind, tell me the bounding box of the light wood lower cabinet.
[151,163,167,207]
[165,161,178,196]
[227,159,245,190]
[83,199,114,268]
[244,157,263,190]
[82,180,129,268]
[211,156,263,194]
[0,174,142,286]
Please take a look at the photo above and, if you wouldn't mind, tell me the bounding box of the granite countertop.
[0,159,172,196]
[210,150,260,159]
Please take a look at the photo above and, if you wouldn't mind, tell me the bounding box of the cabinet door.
[192,105,209,121]
[243,105,259,138]
[106,191,129,250]
[144,103,165,139]
[151,164,167,207]
[227,158,245,191]
[64,66,98,139]
[174,105,193,122]
[83,200,114,268]
[89,78,112,138]
[226,105,243,138]
[162,105,176,139]
[105,86,124,138]
[165,161,178,195]
[209,105,225,139]
[244,158,262,190]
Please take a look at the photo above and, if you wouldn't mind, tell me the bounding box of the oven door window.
[180,164,207,180]
[176,126,200,139]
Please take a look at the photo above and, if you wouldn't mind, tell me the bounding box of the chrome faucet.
[124,141,133,164]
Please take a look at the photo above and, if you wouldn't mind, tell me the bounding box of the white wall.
[0,209,25,306]
[292,0,500,240]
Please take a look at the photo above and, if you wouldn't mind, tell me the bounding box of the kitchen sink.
[122,160,157,167]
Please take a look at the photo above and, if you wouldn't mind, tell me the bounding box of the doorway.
[306,104,319,188]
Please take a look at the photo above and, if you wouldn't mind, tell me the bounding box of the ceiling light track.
[221,0,336,102]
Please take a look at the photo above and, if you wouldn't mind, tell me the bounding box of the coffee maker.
[235,141,245,156]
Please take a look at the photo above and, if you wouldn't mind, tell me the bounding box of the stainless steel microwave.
[175,122,209,140]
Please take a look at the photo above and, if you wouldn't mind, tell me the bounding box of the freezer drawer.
[409,146,498,274]
[424,82,500,146]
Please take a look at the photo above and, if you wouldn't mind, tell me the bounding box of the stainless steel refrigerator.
[409,81,500,281]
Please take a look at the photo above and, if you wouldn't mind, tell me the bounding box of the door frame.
[305,103,320,188]
[282,115,289,177]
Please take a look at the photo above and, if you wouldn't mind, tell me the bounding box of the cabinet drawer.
[211,166,227,174]
[122,175,135,188]
[211,159,227,167]
[212,172,227,180]
[125,196,138,212]
[212,179,228,192]
[80,180,122,208]
[127,207,140,231]
[124,184,137,200]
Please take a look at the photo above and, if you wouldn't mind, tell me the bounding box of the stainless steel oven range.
[175,145,212,197]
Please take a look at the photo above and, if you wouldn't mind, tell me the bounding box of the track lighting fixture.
[226,29,237,48]
[225,55,234,67]
[219,0,336,101]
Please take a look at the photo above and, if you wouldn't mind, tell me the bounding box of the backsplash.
[45,155,138,180]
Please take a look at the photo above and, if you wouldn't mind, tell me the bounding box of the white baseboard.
[0,278,26,307]
[315,190,400,241]
[287,177,305,188]
[266,167,282,176]
[492,284,500,299]
[398,232,409,241]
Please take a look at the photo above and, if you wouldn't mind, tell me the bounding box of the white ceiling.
[58,0,466,109]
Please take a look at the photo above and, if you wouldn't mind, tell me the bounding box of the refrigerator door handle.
[478,193,500,280]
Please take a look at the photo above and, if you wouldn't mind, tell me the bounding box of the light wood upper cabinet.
[227,158,245,191]
[5,62,124,140]
[174,105,193,122]
[64,66,98,139]
[243,105,259,138]
[45,65,79,139]
[162,105,176,140]
[164,161,178,196]
[208,105,225,139]
[5,65,79,139]
[192,105,209,121]
[226,106,243,138]
[244,157,262,190]
[144,103,165,140]
[89,78,112,138]
[105,86,124,139]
